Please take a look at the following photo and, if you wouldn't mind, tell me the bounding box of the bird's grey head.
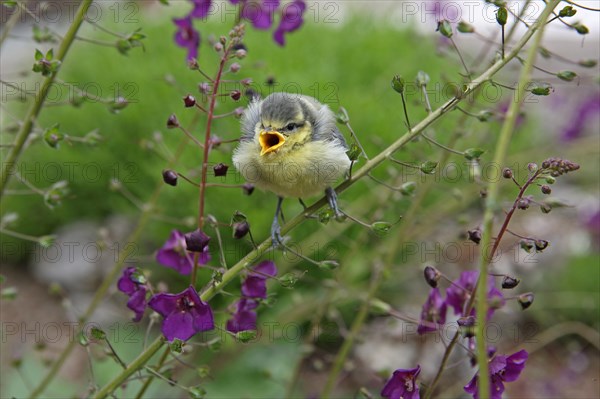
[260,93,316,130]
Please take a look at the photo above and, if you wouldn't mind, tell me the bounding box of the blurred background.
[1,1,598,398]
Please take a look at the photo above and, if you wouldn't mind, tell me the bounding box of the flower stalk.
[474,2,557,398]
[0,0,94,199]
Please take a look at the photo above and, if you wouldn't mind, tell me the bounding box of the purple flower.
[273,0,306,46]
[148,285,214,342]
[226,298,258,333]
[446,271,505,320]
[117,267,147,322]
[173,15,200,61]
[560,94,600,142]
[190,0,212,19]
[156,230,196,275]
[464,350,529,399]
[241,0,280,30]
[241,260,277,299]
[417,288,447,334]
[381,365,421,399]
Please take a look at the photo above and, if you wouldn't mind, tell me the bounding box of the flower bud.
[534,239,549,251]
[541,185,551,195]
[502,168,513,179]
[184,229,210,253]
[233,220,250,239]
[242,183,254,196]
[235,49,247,59]
[230,63,241,73]
[573,22,589,35]
[219,35,227,45]
[518,293,534,310]
[457,20,475,33]
[423,266,440,288]
[558,5,576,17]
[520,239,534,253]
[162,169,178,186]
[214,42,223,52]
[437,20,453,38]
[527,163,538,173]
[501,276,520,289]
[230,90,241,101]
[213,163,229,177]
[183,94,196,108]
[557,70,577,82]
[496,7,507,26]
[279,272,298,288]
[517,199,530,210]
[415,71,430,87]
[167,114,180,129]
[540,203,552,214]
[467,228,482,244]
[391,75,405,94]
[198,82,211,94]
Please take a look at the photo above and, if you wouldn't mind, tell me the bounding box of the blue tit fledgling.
[233,92,351,243]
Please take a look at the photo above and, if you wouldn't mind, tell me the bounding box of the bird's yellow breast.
[233,139,351,198]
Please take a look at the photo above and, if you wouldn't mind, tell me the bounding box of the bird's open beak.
[259,130,286,156]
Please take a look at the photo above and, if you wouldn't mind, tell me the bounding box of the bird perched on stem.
[233,92,351,244]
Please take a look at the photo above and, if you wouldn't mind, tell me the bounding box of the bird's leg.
[271,196,285,246]
[325,187,345,222]
[298,198,308,211]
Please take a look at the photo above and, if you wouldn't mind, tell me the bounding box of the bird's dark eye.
[286,123,296,131]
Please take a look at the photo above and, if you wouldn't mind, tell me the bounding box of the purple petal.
[226,299,258,333]
[490,375,505,399]
[117,267,137,295]
[381,366,421,399]
[241,276,267,298]
[127,287,147,322]
[252,260,277,277]
[464,374,478,397]
[273,0,305,46]
[502,350,528,382]
[148,292,179,317]
[156,230,194,274]
[162,311,197,342]
[242,0,280,30]
[488,355,507,375]
[190,0,212,19]
[172,17,200,61]
[417,288,447,334]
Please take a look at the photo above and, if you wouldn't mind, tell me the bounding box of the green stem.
[474,2,557,399]
[133,346,170,399]
[0,0,94,198]
[92,337,165,399]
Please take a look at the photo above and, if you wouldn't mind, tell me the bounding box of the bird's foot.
[325,187,346,222]
[270,219,285,247]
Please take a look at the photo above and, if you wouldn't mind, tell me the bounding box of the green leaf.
[557,70,577,82]
[463,148,485,160]
[197,365,210,378]
[208,338,222,352]
[369,298,392,315]
[34,49,43,61]
[44,180,69,209]
[159,0,170,4]
[45,48,54,60]
[318,208,334,224]
[538,47,551,59]
[188,386,206,399]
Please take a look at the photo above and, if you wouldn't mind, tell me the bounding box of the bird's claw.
[325,187,346,222]
[270,221,284,247]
